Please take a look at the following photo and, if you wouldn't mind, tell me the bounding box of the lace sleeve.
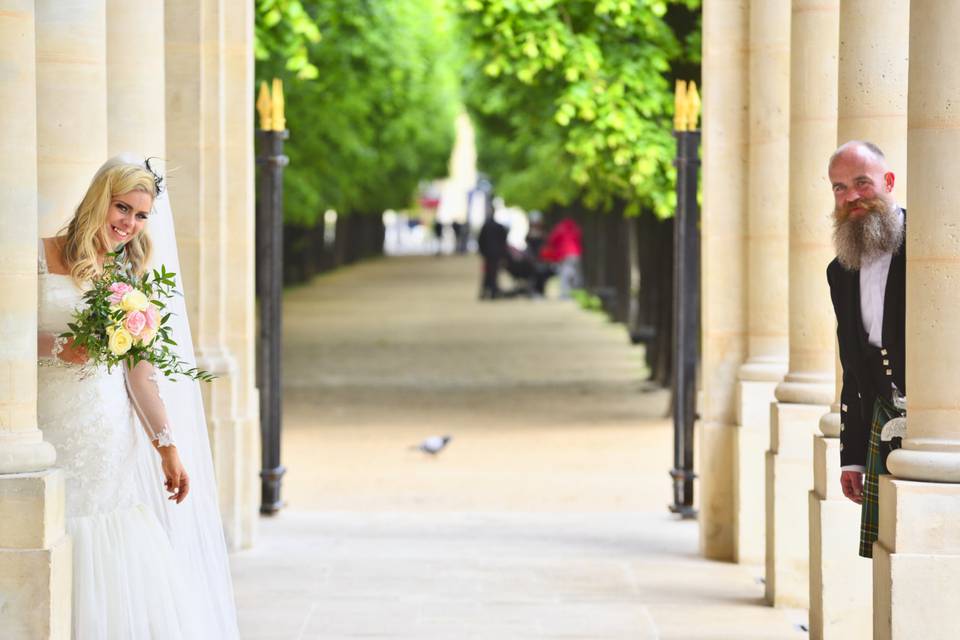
[125,360,175,448]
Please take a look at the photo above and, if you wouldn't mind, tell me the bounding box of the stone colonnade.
[0,1,259,636]
[701,0,960,638]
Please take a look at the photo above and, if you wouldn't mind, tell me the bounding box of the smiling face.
[829,145,895,222]
[103,189,153,248]
[828,143,904,270]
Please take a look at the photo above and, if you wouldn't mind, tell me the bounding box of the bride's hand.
[59,338,89,365]
[159,447,190,504]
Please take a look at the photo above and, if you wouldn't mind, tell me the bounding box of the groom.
[826,140,906,558]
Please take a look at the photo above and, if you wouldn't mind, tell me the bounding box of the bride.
[37,155,240,638]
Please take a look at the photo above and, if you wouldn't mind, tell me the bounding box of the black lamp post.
[255,79,288,515]
[669,80,701,519]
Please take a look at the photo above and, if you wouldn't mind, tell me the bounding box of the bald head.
[828,140,895,207]
[829,140,889,174]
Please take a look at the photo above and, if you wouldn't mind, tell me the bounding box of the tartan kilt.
[859,396,902,558]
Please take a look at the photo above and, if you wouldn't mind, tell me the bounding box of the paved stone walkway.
[231,256,805,639]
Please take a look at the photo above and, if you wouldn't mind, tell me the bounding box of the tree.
[255,0,323,80]
[255,0,462,226]
[458,0,700,218]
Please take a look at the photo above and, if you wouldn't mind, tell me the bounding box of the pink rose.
[124,310,146,337]
[139,327,157,346]
[144,305,161,330]
[108,282,133,305]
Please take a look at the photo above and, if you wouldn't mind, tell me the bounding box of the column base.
[0,430,57,474]
[212,411,260,551]
[697,420,735,560]
[765,401,825,607]
[241,392,260,550]
[733,378,778,564]
[874,475,960,640]
[197,344,243,548]
[887,447,960,483]
[195,345,238,377]
[774,373,834,406]
[0,469,71,639]
[738,358,788,383]
[808,436,871,639]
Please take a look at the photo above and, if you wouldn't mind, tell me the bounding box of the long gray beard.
[832,204,903,271]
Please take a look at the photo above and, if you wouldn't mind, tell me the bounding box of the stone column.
[765,0,839,608]
[733,0,791,566]
[106,0,166,157]
[808,1,909,636]
[224,0,260,550]
[697,0,749,561]
[0,4,70,637]
[876,3,960,636]
[36,0,108,236]
[166,0,244,546]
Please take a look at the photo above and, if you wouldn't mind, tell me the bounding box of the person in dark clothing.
[451,220,468,254]
[523,212,552,296]
[477,212,508,299]
[826,140,905,558]
[432,218,445,256]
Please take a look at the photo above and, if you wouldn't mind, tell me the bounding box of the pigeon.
[414,434,452,455]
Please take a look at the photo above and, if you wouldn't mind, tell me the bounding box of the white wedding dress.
[37,239,239,639]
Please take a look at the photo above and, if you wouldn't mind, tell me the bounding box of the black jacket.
[826,213,905,467]
[478,219,508,259]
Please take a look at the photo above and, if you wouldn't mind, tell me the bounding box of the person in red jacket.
[540,217,583,298]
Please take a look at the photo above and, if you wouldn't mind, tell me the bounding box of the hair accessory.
[144,157,165,196]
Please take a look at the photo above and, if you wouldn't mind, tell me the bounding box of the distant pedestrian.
[432,218,445,256]
[540,217,583,299]
[523,211,552,296]
[477,208,508,299]
[452,220,468,254]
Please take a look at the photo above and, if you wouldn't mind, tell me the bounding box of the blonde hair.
[59,160,157,285]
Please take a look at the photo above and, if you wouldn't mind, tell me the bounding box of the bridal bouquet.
[61,256,214,381]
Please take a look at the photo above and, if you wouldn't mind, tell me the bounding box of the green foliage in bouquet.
[60,256,215,382]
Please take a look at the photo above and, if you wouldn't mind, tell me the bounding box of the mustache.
[834,196,891,221]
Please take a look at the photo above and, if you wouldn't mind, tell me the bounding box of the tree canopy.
[254,1,701,225]
[255,0,461,225]
[457,0,700,217]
